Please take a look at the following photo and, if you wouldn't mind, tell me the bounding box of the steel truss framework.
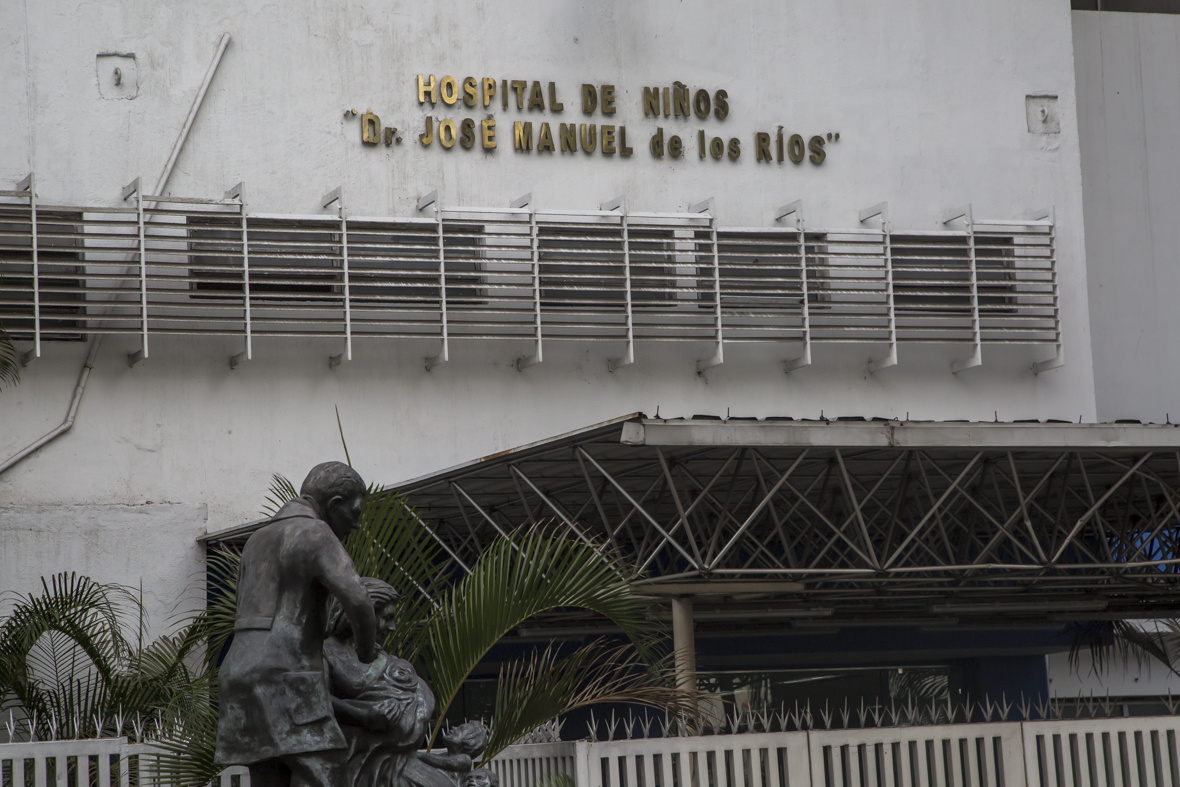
[390,417,1180,630]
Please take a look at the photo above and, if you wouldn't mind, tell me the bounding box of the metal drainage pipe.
[0,32,231,477]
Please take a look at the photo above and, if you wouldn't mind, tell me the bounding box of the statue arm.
[416,752,473,774]
[312,530,379,663]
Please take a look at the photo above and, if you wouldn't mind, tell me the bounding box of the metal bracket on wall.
[123,177,148,368]
[602,195,634,372]
[943,205,982,374]
[512,192,543,371]
[691,197,724,374]
[13,174,40,366]
[860,202,898,373]
[226,181,251,369]
[322,186,351,370]
[776,200,811,373]
[1028,206,1064,374]
[418,190,448,371]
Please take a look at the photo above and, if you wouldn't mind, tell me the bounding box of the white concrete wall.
[1048,650,1180,699]
[1074,11,1180,423]
[0,2,1095,550]
[0,504,208,636]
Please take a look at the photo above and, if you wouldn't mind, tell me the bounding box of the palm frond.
[342,489,449,661]
[1068,619,1180,677]
[421,526,652,744]
[262,473,299,517]
[483,640,695,761]
[202,545,242,666]
[0,328,19,391]
[149,670,221,787]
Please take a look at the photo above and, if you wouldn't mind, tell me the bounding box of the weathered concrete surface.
[0,504,208,634]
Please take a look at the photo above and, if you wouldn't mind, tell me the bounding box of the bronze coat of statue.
[215,462,378,787]
[324,578,493,787]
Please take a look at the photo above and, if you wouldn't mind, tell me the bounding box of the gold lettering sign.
[353,76,842,169]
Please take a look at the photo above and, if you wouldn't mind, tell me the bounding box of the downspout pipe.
[0,337,100,474]
[0,32,231,478]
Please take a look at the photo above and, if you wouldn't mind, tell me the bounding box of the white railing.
[0,177,1062,370]
[6,717,1180,787]
[0,738,249,787]
[488,716,1180,787]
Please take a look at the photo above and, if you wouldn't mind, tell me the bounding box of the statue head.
[330,577,399,639]
[300,461,366,539]
[442,720,489,757]
[463,769,498,787]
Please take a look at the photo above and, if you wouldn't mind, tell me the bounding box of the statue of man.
[215,462,379,787]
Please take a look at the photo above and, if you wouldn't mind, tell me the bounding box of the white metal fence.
[0,176,1062,370]
[0,738,247,787]
[489,717,1180,787]
[6,718,1180,787]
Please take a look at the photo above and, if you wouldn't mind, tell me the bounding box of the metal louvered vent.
[0,178,1061,372]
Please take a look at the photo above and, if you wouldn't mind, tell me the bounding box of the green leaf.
[483,640,694,762]
[419,526,654,745]
[342,489,449,662]
[262,473,299,517]
[0,328,19,392]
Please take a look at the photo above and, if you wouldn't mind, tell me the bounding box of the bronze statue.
[215,462,379,787]
[323,577,489,787]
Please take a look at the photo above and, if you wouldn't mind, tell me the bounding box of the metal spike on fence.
[639,712,652,739]
[623,711,636,740]
[587,710,598,743]
[607,710,618,741]
[658,711,672,739]
[839,698,850,729]
[1018,693,1031,721]
[756,705,771,733]
[820,699,832,730]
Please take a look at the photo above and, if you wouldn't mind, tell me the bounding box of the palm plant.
[263,477,692,760]
[48,474,689,787]
[1067,618,1180,677]
[0,572,210,743]
[0,328,19,391]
